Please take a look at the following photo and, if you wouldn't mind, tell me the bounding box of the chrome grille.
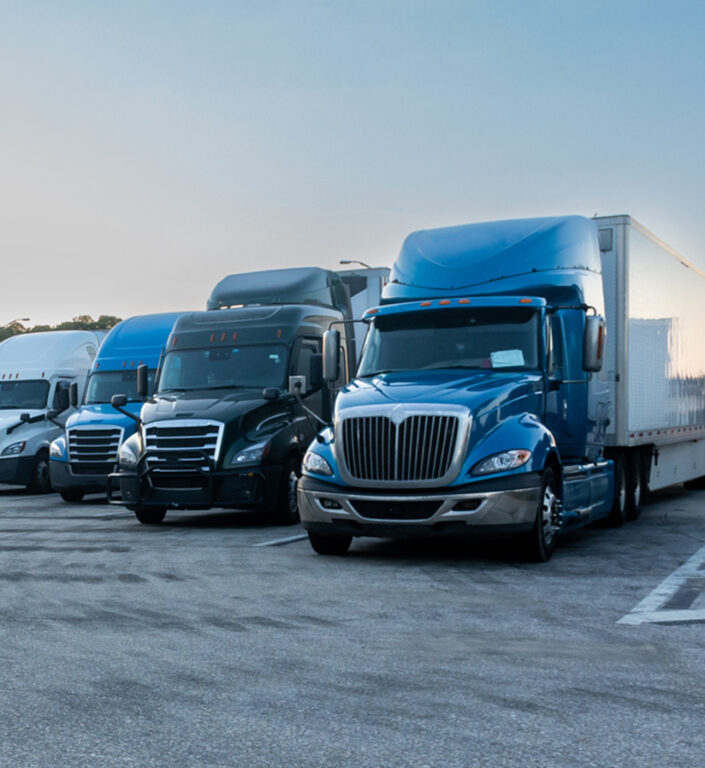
[68,426,124,465]
[144,420,223,473]
[340,411,463,484]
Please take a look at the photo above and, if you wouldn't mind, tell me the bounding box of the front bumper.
[0,455,35,486]
[297,474,541,539]
[49,460,110,494]
[108,464,284,511]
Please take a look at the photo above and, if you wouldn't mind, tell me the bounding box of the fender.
[464,412,558,478]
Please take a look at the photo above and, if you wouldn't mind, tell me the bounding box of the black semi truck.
[109,267,387,524]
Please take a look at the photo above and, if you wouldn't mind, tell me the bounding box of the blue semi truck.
[298,215,705,561]
[49,312,183,501]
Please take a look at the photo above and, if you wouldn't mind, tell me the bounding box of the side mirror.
[56,386,70,413]
[583,315,605,372]
[69,381,79,408]
[323,330,340,383]
[262,387,280,401]
[309,354,323,391]
[136,364,149,398]
[111,394,128,409]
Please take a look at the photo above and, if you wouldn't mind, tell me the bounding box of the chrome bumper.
[298,481,540,531]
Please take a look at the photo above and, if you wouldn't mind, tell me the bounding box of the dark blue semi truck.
[298,215,705,560]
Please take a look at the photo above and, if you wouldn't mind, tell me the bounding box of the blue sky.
[1,1,704,324]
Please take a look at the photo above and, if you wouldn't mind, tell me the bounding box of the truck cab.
[49,313,183,502]
[0,331,103,492]
[298,216,613,561]
[110,267,384,525]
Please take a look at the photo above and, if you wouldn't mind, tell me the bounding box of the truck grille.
[144,420,223,475]
[68,426,124,466]
[339,412,463,484]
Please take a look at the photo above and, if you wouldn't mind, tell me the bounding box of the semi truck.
[298,214,705,561]
[49,312,183,502]
[109,266,387,525]
[0,330,103,492]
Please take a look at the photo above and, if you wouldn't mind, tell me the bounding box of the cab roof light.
[221,332,227,342]
[519,298,533,304]
[209,333,215,343]
[172,336,178,346]
[458,299,470,304]
[122,361,127,368]
[420,301,432,307]
[439,300,451,305]
[277,329,282,339]
[232,331,238,341]
[367,308,379,315]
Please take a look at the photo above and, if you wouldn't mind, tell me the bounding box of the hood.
[0,409,45,436]
[141,388,269,426]
[338,370,543,421]
[65,403,140,430]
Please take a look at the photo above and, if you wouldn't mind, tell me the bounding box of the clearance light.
[367,308,379,315]
[277,329,282,338]
[209,333,215,343]
[122,361,127,368]
[458,299,470,304]
[232,332,238,341]
[221,332,226,342]
[439,300,451,305]
[420,301,432,307]
[519,298,533,304]
[172,336,178,346]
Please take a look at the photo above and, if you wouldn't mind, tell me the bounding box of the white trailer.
[597,215,705,492]
[0,331,103,491]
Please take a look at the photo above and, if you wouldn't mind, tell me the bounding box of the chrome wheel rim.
[541,484,557,545]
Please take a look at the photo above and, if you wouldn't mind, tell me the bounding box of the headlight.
[471,449,531,476]
[2,441,26,456]
[229,442,269,467]
[302,450,333,476]
[50,440,63,458]
[118,434,142,469]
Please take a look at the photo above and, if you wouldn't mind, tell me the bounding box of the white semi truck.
[0,331,103,492]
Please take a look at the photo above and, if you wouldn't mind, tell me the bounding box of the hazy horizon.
[2,1,704,326]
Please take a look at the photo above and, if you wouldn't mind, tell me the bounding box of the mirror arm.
[113,403,142,425]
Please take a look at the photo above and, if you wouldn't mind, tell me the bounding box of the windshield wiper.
[356,369,400,378]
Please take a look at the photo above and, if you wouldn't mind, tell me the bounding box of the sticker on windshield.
[490,349,525,368]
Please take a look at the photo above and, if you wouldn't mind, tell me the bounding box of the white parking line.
[619,544,705,625]
[252,533,308,548]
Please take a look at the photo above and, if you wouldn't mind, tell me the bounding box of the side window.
[291,338,322,388]
[548,315,564,376]
[53,380,72,410]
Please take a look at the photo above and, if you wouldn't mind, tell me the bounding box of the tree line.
[0,315,122,343]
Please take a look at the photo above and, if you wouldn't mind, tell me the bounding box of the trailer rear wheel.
[626,453,644,521]
[134,506,166,525]
[607,453,628,527]
[308,531,352,555]
[683,476,705,490]
[520,468,558,563]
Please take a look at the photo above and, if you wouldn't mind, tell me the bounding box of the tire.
[60,489,85,503]
[607,453,628,527]
[27,450,52,494]
[269,457,301,526]
[626,452,643,521]
[520,467,559,563]
[684,476,705,490]
[134,506,167,525]
[308,531,352,556]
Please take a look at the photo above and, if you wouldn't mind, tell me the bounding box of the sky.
[1,0,704,326]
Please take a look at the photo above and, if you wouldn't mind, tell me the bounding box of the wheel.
[308,531,352,555]
[607,453,628,527]
[684,476,705,490]
[27,450,51,493]
[626,452,643,521]
[60,489,85,503]
[269,457,301,526]
[134,506,167,525]
[520,467,559,562]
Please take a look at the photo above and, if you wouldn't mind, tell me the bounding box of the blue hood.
[338,370,543,423]
[65,403,141,430]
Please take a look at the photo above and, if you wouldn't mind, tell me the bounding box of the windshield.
[358,307,540,377]
[84,370,156,404]
[0,380,50,410]
[157,344,288,393]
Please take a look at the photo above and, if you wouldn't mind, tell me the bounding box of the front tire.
[134,506,167,525]
[269,457,301,526]
[27,450,51,494]
[60,489,85,503]
[308,531,352,555]
[520,468,559,562]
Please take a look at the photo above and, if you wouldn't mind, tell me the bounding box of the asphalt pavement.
[0,485,703,767]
